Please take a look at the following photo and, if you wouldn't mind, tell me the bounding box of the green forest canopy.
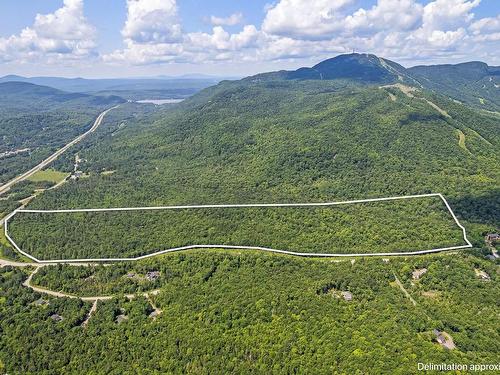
[9,196,466,259]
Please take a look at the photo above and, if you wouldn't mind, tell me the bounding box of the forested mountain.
[0,82,125,185]
[0,82,123,114]
[247,53,417,84]
[246,53,500,111]
[0,75,222,100]
[409,62,500,111]
[31,67,499,237]
[1,54,499,374]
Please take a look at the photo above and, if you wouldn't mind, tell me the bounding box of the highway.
[0,106,118,196]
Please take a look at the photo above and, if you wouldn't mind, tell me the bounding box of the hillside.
[0,82,124,186]
[28,63,499,245]
[408,62,500,111]
[246,53,417,84]
[1,54,499,374]
[246,53,500,111]
[0,82,124,114]
[0,75,222,100]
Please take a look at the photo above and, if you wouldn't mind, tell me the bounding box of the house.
[146,271,160,281]
[412,268,428,280]
[116,314,128,324]
[486,233,500,242]
[50,313,63,322]
[433,329,456,350]
[433,330,445,344]
[70,170,83,181]
[341,291,353,301]
[149,310,162,319]
[474,269,491,281]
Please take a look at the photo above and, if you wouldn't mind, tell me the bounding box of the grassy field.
[27,169,69,184]
[9,196,466,259]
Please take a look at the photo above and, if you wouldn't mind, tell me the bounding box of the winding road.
[0,106,118,196]
[22,266,160,301]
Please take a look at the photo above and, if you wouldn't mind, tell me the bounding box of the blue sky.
[0,0,498,78]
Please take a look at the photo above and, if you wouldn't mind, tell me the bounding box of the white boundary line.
[4,193,473,263]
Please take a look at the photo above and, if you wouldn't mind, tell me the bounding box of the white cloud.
[344,0,423,33]
[188,25,260,51]
[470,14,500,34]
[103,0,499,68]
[421,0,481,31]
[469,15,500,42]
[0,0,96,63]
[262,0,354,40]
[210,13,244,26]
[122,0,181,44]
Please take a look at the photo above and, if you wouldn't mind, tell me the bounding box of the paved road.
[0,106,118,196]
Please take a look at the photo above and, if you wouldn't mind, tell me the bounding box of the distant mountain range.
[0,75,225,101]
[0,81,125,114]
[1,53,499,109]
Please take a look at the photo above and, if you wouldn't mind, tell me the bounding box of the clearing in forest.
[27,169,69,184]
[5,193,471,262]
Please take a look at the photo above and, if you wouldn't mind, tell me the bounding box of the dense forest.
[0,54,498,374]
[0,251,498,374]
[25,79,499,248]
[10,196,465,259]
[0,82,124,185]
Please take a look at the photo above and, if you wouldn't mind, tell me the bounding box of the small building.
[433,330,445,344]
[146,271,161,281]
[70,170,83,181]
[116,314,128,324]
[50,313,63,322]
[486,233,500,242]
[125,272,136,278]
[433,329,456,350]
[149,310,162,319]
[475,269,491,281]
[33,299,48,306]
[341,291,353,301]
[412,268,428,280]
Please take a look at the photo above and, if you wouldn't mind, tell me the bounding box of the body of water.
[136,99,185,105]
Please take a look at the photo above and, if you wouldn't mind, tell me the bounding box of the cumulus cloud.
[210,13,244,26]
[344,0,423,34]
[262,0,354,40]
[122,0,181,43]
[104,0,499,67]
[0,0,96,63]
[421,0,480,31]
[469,15,500,41]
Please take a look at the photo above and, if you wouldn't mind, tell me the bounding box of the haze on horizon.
[0,0,499,79]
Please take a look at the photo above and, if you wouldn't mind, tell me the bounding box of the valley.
[0,53,498,374]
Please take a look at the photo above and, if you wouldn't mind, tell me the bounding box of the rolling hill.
[1,53,499,374]
[247,53,418,84]
[25,54,499,246]
[0,75,223,100]
[409,61,500,111]
[0,82,124,186]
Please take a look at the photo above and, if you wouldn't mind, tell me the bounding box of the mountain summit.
[248,53,415,84]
